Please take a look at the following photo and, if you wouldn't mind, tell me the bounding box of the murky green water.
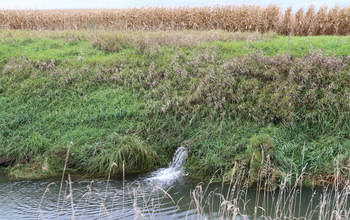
[1,147,349,219]
[0,173,192,219]
[1,172,349,220]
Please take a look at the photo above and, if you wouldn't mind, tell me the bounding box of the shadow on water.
[0,146,349,219]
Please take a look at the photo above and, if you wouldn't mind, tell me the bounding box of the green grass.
[210,35,350,58]
[0,30,349,186]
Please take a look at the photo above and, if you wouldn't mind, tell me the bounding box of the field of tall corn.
[1,4,350,35]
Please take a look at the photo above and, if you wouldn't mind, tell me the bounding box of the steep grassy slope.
[0,30,349,186]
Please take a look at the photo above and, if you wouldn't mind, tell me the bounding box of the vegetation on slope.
[0,30,349,187]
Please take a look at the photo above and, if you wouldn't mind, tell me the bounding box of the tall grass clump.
[76,135,158,176]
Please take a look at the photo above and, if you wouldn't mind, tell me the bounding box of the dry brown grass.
[1,4,350,35]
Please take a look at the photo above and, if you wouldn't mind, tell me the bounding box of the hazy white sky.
[0,0,348,10]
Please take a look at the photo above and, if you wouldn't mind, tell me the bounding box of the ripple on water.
[0,147,193,219]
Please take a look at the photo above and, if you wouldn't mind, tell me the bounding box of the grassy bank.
[0,29,349,187]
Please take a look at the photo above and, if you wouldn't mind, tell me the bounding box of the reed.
[36,160,350,220]
[1,5,350,35]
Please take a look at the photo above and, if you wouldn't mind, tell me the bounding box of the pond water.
[0,147,349,219]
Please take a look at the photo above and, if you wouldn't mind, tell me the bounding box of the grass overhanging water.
[0,4,350,190]
[0,29,349,187]
[0,4,349,219]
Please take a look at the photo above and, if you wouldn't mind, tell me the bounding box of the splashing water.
[168,146,188,171]
[145,146,188,184]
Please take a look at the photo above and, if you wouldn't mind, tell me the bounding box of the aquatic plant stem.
[67,174,75,219]
[299,142,306,217]
[55,142,72,220]
[37,182,56,219]
[122,160,125,218]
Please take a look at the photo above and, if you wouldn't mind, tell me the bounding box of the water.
[0,146,192,220]
[0,147,349,219]
[145,146,188,184]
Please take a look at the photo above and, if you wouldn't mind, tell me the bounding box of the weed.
[36,160,350,219]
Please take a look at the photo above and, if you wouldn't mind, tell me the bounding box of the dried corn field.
[1,4,350,35]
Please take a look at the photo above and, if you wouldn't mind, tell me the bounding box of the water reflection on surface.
[1,159,349,220]
[0,173,194,220]
[1,172,346,220]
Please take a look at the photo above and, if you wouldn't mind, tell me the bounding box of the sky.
[0,0,348,10]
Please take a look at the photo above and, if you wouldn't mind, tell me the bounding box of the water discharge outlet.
[145,146,188,184]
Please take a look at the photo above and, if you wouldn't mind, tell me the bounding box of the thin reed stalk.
[67,174,75,219]
[55,142,72,219]
[37,159,350,220]
[36,182,56,219]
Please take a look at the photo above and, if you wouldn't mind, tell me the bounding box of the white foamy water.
[145,146,188,184]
